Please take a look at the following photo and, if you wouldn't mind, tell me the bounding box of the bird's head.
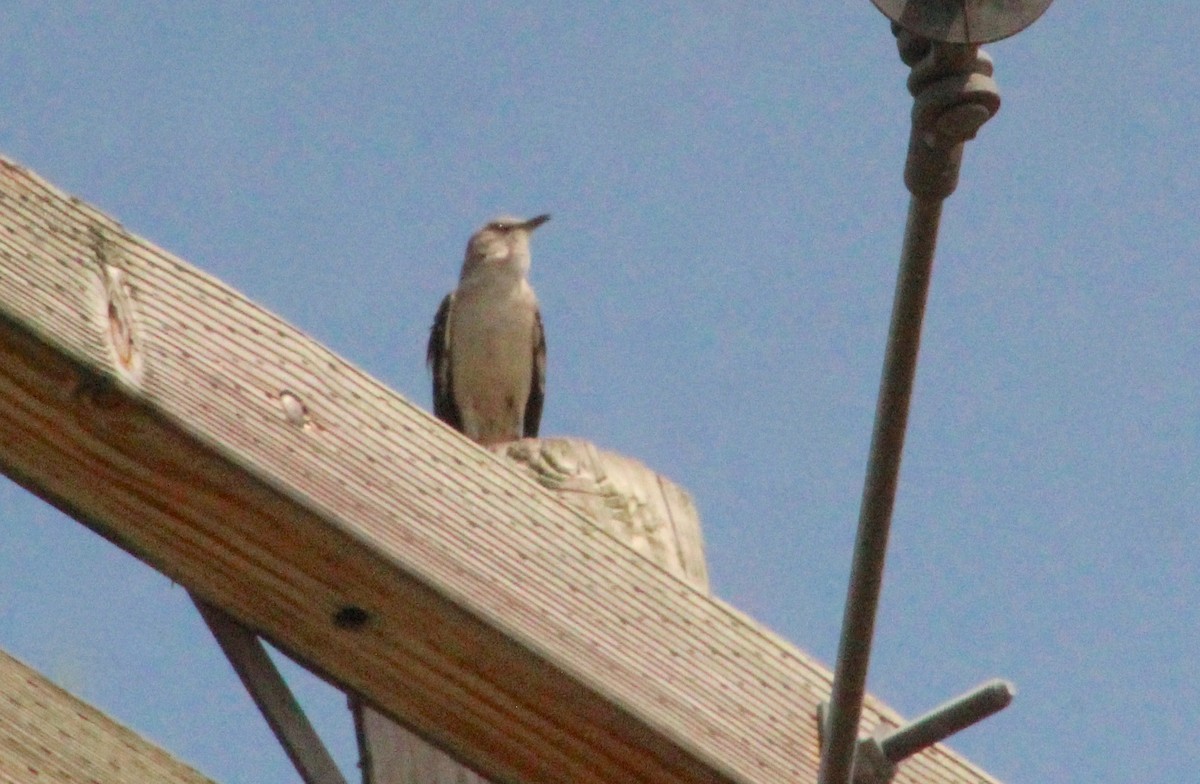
[461,213,550,280]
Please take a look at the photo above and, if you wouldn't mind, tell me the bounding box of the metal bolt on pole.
[816,679,1015,784]
[880,679,1015,762]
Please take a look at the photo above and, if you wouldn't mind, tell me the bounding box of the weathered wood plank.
[356,437,713,784]
[492,438,711,590]
[0,158,1001,784]
[0,648,217,784]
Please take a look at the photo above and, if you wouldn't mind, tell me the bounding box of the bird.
[427,214,549,445]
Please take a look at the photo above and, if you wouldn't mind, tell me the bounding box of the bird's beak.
[523,214,551,231]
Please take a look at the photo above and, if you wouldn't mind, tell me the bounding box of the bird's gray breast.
[448,279,537,438]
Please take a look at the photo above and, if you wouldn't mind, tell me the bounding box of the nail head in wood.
[279,389,311,428]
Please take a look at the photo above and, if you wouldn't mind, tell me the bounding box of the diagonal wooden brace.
[193,597,348,784]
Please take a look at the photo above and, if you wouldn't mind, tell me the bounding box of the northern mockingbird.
[427,214,549,445]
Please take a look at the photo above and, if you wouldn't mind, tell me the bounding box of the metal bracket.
[818,679,1014,784]
[192,596,349,784]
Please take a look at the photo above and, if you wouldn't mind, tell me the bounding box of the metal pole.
[815,1,1054,776]
[816,193,943,784]
[818,30,1002,784]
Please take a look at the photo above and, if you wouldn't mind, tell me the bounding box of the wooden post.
[353,438,708,783]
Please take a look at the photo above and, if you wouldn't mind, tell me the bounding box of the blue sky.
[0,4,1196,783]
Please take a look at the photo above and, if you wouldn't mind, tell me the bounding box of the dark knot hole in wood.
[332,605,371,630]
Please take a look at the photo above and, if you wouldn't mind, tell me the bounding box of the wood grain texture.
[0,157,1002,784]
[0,649,217,784]
[357,438,712,784]
[492,438,710,590]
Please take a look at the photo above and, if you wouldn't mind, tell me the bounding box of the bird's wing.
[427,292,463,431]
[524,306,546,438]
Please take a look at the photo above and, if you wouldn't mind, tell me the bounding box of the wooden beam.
[0,158,1001,784]
[353,437,714,784]
[0,647,217,784]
